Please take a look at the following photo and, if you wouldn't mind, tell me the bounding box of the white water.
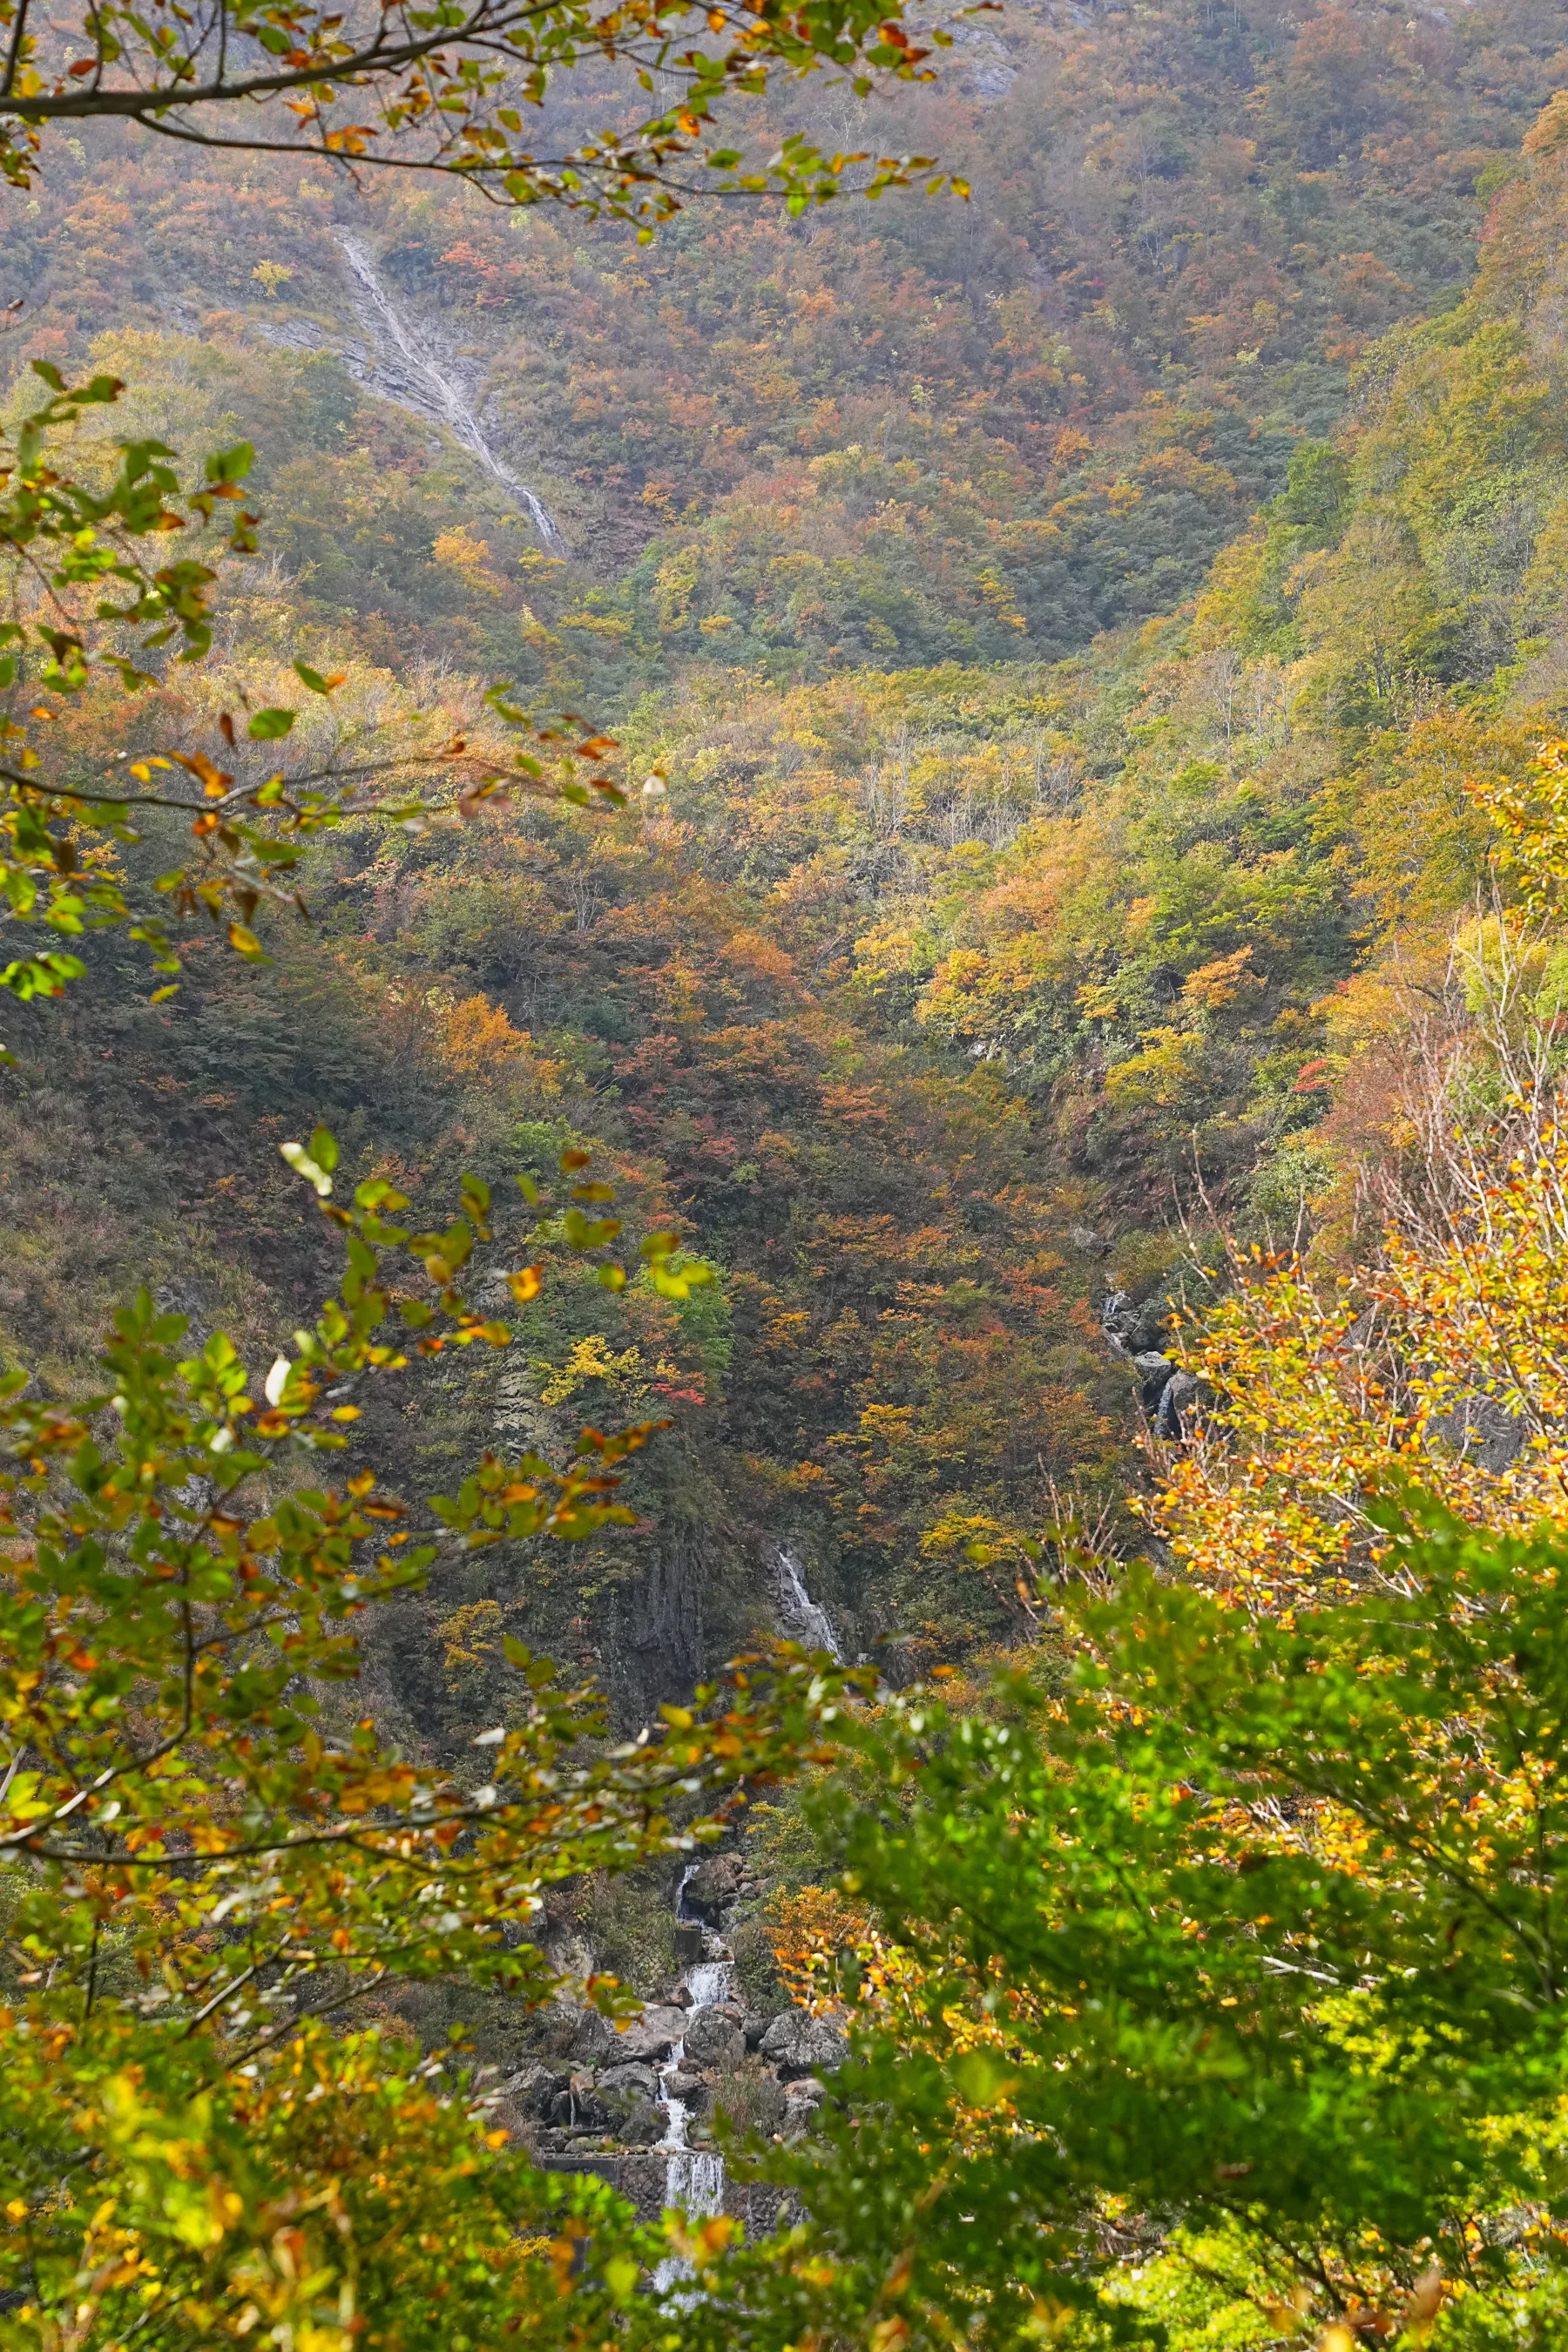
[333,229,562,547]
[653,1890,733,2299]
[776,1545,842,1660]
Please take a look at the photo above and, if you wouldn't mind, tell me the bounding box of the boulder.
[741,2012,771,2051]
[498,2059,570,2119]
[1155,1369,1199,1439]
[673,1920,706,1966]
[781,2084,822,2139]
[663,2070,708,2113]
[538,2004,617,2066]
[615,2096,667,2149]
[612,2004,687,2064]
[759,2010,847,2079]
[684,1852,746,1921]
[598,2062,659,2103]
[682,2007,746,2072]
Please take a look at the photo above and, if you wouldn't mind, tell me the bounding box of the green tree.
[694,1502,1568,2347]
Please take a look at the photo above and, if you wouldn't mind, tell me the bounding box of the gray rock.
[537,2004,617,2066]
[682,2007,746,2072]
[497,2059,569,2119]
[598,2062,659,2102]
[759,2010,848,2078]
[781,2085,823,2139]
[664,2070,708,2112]
[612,2004,687,2064]
[684,1853,746,1921]
[1428,1391,1525,1475]
[614,2096,666,2148]
[742,2012,771,2050]
[1155,1369,1200,1439]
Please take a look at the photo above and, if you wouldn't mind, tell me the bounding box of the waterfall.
[775,1546,842,1661]
[332,229,562,548]
[652,1892,733,2300]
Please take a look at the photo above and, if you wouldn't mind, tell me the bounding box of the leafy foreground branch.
[0,0,963,221]
[0,1129,862,2349]
[0,362,632,1042]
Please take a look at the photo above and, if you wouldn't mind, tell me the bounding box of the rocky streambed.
[491,1847,846,2229]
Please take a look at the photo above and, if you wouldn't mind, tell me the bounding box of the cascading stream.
[775,1546,842,1660]
[653,1867,729,2296]
[332,229,562,547]
[654,1549,838,2295]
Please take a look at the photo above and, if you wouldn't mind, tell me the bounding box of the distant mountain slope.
[5,0,1565,685]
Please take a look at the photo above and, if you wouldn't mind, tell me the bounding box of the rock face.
[1429,1391,1525,1472]
[759,2011,848,2079]
[684,1853,747,1920]
[682,2006,746,2072]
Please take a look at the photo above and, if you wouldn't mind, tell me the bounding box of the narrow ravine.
[333,229,563,547]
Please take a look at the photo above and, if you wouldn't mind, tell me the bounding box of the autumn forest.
[6,0,1568,2340]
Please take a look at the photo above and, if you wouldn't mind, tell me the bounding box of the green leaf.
[205,442,254,485]
[247,707,296,740]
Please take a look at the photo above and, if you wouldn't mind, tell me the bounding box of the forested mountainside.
[17,0,1568,2331]
[5,0,1568,1730]
[8,0,1566,689]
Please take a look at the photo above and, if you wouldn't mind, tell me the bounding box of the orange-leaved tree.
[1150,737,1568,1612]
